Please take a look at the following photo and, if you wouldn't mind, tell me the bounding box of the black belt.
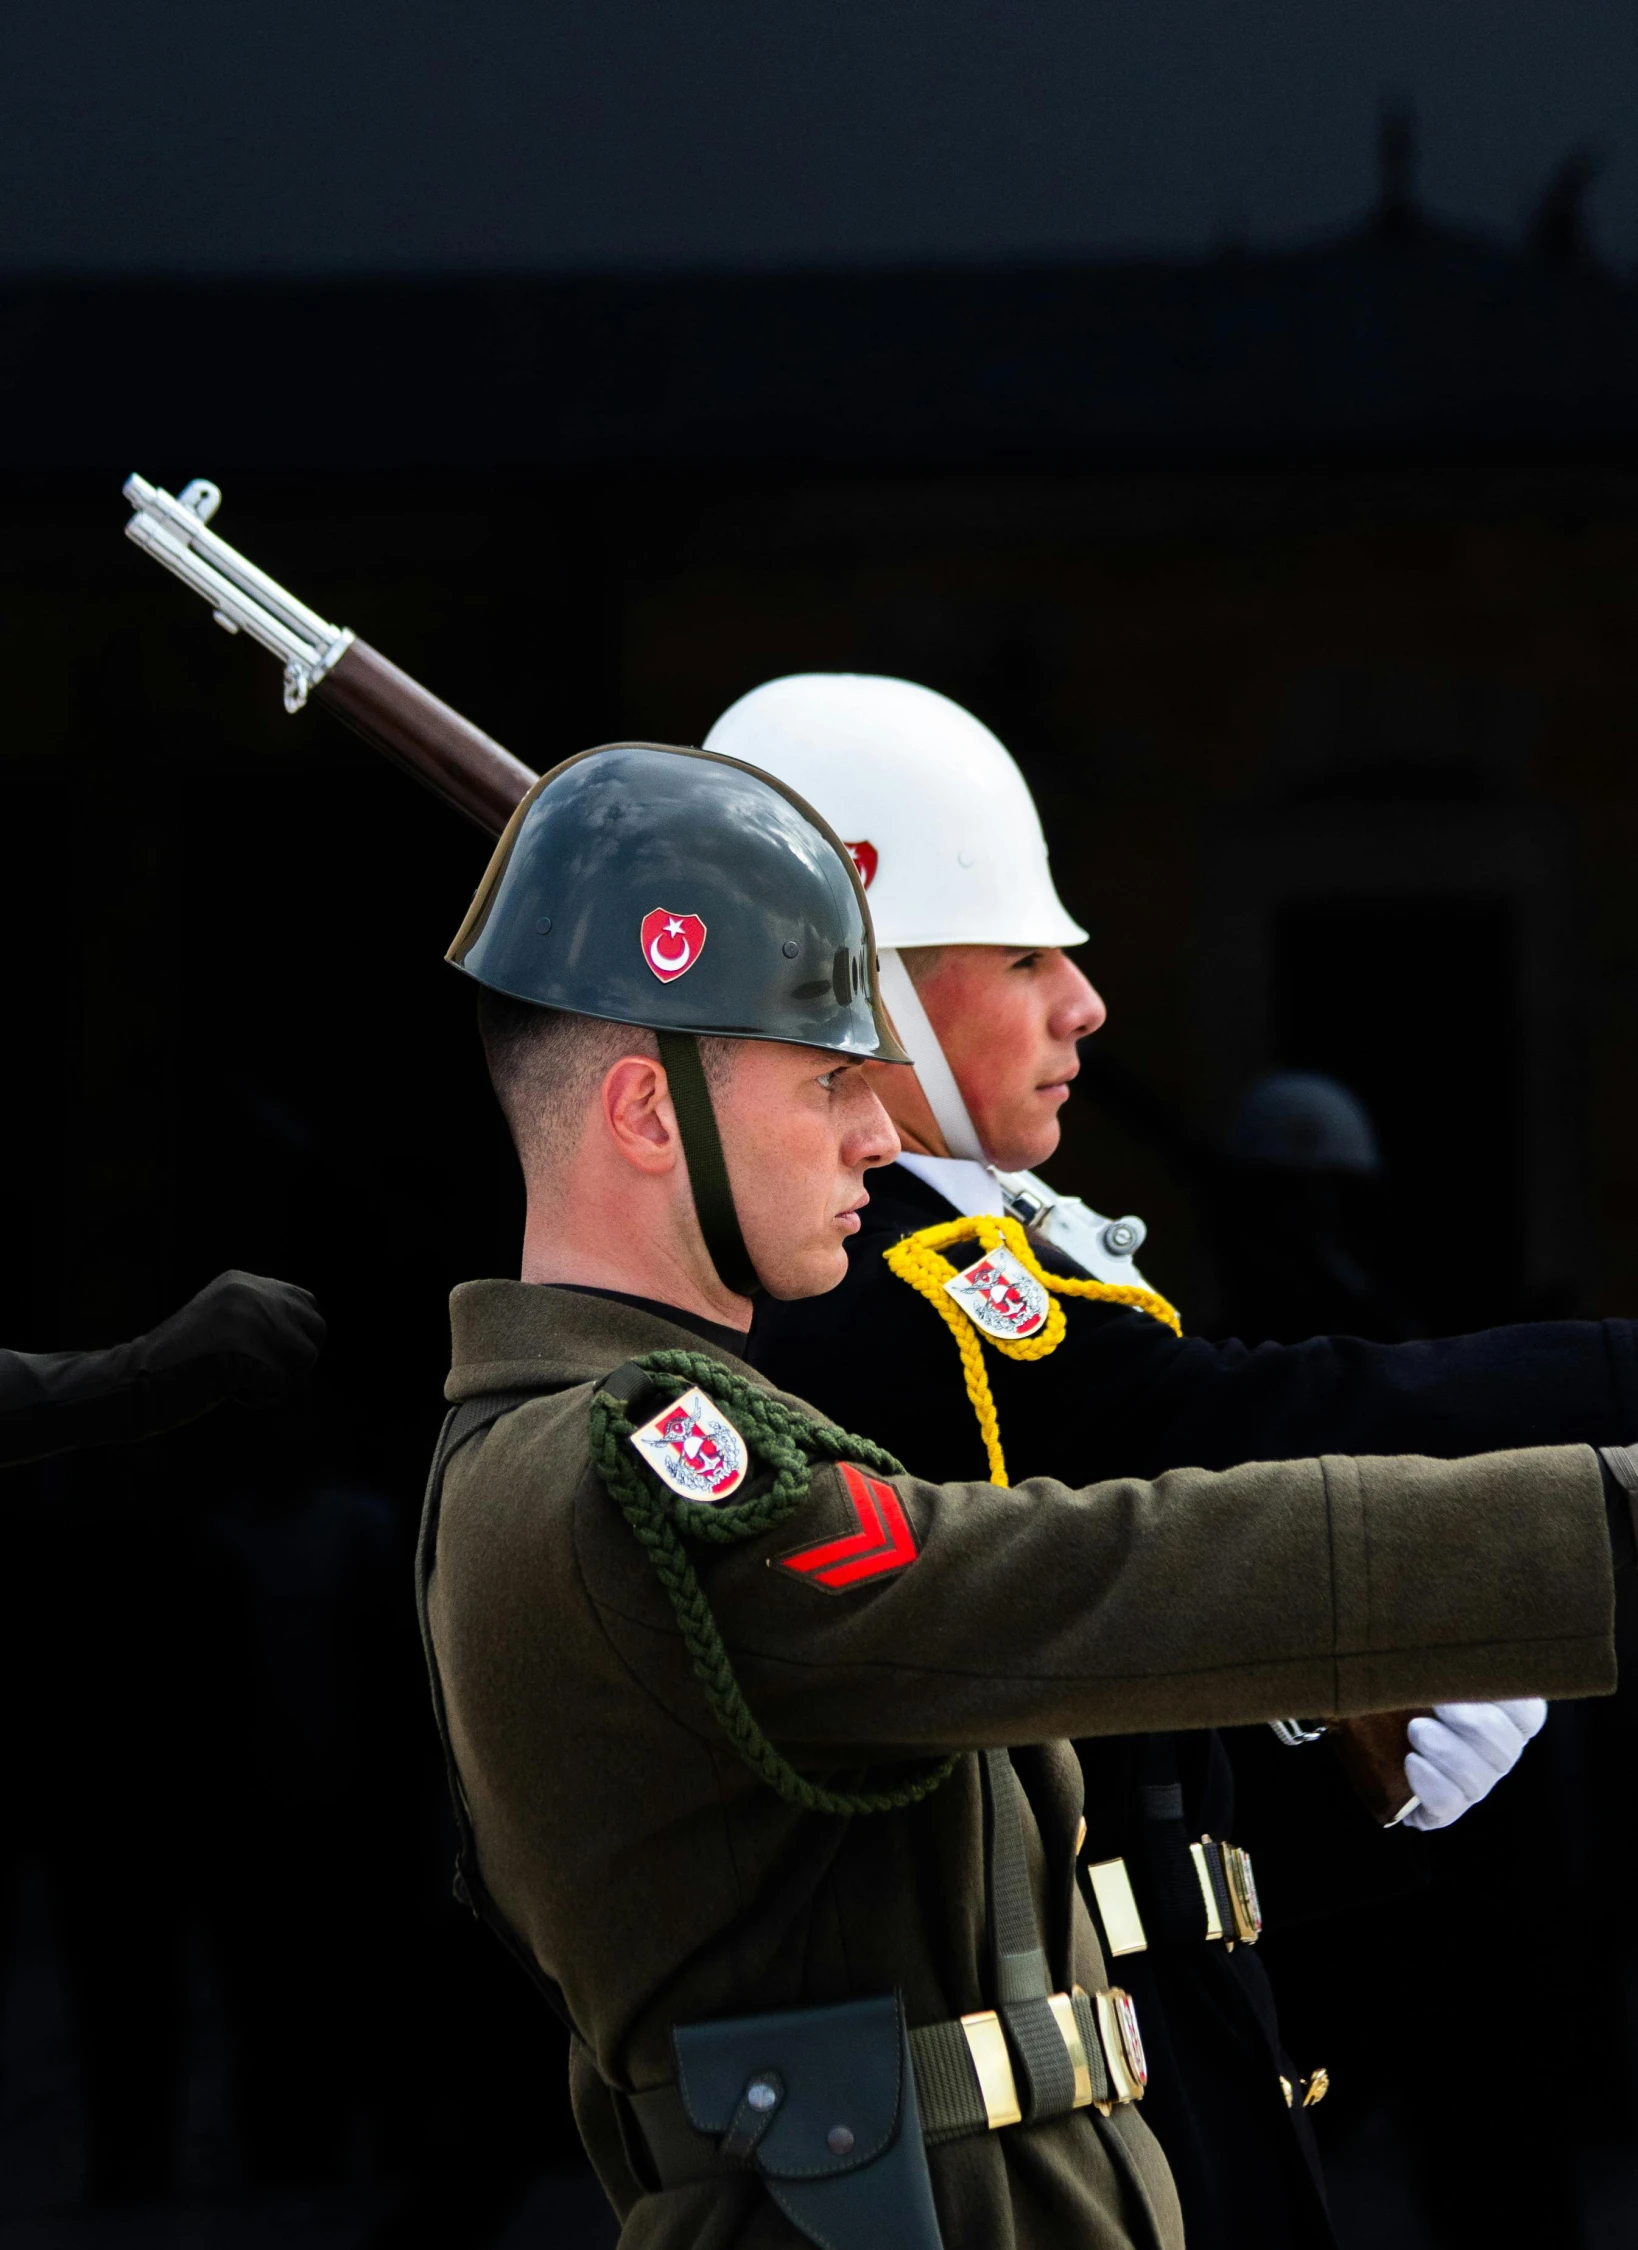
[625,1984,1147,2192]
[1083,1828,1265,1956]
[1080,1738,1266,1954]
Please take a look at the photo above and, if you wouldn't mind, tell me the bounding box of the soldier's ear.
[602,1054,684,1174]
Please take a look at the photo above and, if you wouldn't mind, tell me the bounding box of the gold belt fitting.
[1282,2066,1331,2110]
[964,1988,1147,2126]
[1223,1843,1263,1945]
[959,2009,1022,2130]
[1188,1840,1226,1942]
[1095,1987,1148,2105]
[1085,1855,1149,1956]
[1190,1836,1263,1946]
[1046,1991,1094,2110]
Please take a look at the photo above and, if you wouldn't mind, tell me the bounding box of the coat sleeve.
[0,1346,146,1467]
[751,1235,1638,1490]
[992,1309,1638,1482]
[699,1443,1618,1758]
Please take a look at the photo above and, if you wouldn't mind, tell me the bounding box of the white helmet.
[703,674,1086,1163]
[702,675,1086,951]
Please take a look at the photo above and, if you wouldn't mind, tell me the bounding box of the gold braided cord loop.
[882,1232,1014,1484]
[882,1214,1183,1489]
[890,1214,1182,1343]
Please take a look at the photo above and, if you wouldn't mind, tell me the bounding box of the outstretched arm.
[0,1270,325,1468]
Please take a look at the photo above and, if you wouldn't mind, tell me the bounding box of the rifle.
[123,474,537,835]
[123,471,1422,1829]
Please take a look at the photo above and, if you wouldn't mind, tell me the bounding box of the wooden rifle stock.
[1328,1709,1430,1826]
[315,641,538,837]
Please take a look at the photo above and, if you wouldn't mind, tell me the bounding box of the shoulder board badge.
[776,1463,917,1591]
[943,1243,1051,1342]
[629,1386,747,1502]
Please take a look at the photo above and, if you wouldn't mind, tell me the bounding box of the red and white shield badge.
[943,1244,1051,1342]
[629,1386,748,1503]
[845,840,879,889]
[640,909,707,983]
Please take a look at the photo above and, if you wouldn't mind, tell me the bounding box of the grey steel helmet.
[447,742,908,1294]
[1225,1072,1382,1176]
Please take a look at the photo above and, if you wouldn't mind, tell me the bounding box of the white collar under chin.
[892,1153,1006,1219]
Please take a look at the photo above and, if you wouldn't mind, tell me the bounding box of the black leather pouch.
[672,1991,943,2249]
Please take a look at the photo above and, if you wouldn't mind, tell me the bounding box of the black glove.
[137,1271,326,1430]
[0,1274,325,1468]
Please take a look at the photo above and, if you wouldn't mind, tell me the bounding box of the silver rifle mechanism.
[991,1168,1150,1288]
[123,474,355,714]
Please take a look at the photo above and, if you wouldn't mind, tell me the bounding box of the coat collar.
[445,1279,757,1402]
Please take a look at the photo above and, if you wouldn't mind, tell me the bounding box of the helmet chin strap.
[874,949,987,1166]
[655,1032,762,1302]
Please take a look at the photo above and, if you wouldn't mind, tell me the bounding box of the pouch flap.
[672,1993,904,2179]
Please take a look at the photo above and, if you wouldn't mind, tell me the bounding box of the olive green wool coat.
[425,1281,1617,2250]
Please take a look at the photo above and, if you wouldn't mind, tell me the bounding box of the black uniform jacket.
[749,1161,1638,2250]
[752,1166,1638,1490]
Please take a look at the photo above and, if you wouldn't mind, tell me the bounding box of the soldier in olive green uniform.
[419,742,1632,2250]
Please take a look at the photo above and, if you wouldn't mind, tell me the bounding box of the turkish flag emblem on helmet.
[845,841,878,889]
[640,909,708,983]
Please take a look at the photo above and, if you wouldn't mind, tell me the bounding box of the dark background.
[5,9,1638,2247]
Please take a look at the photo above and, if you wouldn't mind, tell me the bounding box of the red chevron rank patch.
[775,1462,918,1592]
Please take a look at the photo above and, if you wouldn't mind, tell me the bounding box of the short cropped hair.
[476,988,734,1177]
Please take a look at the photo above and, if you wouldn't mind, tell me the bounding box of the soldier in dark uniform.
[418,739,1637,2250]
[0,1268,324,1467]
[705,674,1624,2248]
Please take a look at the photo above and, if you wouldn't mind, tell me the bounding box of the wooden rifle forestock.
[1328,1709,1430,1826]
[314,640,538,837]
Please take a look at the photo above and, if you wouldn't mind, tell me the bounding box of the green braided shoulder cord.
[588,1348,959,1816]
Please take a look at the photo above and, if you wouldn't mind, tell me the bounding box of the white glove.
[1401,1699,1546,1831]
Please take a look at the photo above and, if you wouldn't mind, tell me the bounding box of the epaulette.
[883,1215,1182,1486]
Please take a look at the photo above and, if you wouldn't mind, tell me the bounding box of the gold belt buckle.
[1223,1843,1263,1945]
[1094,1987,1149,2105]
[959,2009,1023,2130]
[1189,1835,1262,1947]
[964,1989,1145,2126]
